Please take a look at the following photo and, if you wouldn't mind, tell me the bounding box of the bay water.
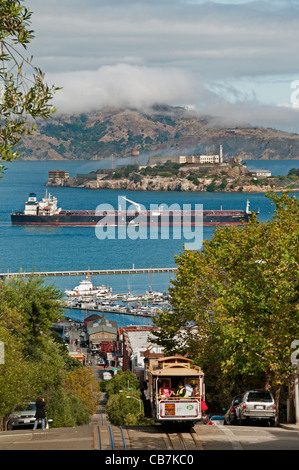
[0,159,297,326]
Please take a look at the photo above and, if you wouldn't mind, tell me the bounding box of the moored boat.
[65,274,111,297]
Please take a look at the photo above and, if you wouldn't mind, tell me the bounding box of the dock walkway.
[0,267,177,279]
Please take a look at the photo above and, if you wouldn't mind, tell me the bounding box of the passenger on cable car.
[191,384,200,398]
[185,379,193,396]
[158,381,174,399]
[158,388,167,399]
[175,381,188,398]
[191,385,209,419]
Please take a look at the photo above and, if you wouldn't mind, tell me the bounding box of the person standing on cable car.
[175,381,188,398]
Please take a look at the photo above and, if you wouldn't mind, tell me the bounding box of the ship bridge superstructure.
[24,191,61,216]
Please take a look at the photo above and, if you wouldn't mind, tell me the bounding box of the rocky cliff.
[47,161,299,193]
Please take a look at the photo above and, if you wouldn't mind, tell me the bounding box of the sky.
[24,0,299,132]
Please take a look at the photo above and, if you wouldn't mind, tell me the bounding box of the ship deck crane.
[120,196,141,212]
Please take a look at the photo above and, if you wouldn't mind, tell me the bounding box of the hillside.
[18,105,299,161]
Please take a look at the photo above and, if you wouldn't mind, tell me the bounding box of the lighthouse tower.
[220,145,223,163]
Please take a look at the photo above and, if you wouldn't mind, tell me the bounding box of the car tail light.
[242,404,246,409]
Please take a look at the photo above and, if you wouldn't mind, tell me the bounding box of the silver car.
[238,390,277,426]
[7,402,37,430]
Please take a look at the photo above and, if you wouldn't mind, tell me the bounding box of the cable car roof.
[149,355,204,377]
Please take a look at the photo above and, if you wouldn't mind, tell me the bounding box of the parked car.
[7,402,53,430]
[224,395,242,425]
[208,415,226,426]
[7,402,37,430]
[238,390,277,426]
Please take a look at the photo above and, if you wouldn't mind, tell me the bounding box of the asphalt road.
[1,419,299,451]
[2,322,298,453]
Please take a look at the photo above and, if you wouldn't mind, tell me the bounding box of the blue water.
[0,159,297,326]
[244,160,298,176]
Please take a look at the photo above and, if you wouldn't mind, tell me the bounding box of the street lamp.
[126,395,142,413]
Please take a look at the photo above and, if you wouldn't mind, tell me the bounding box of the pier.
[0,267,177,279]
[63,303,159,318]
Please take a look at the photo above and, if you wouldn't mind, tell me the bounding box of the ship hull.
[11,210,251,226]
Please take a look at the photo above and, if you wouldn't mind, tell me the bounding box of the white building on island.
[148,145,224,166]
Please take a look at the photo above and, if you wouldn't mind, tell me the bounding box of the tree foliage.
[106,391,144,426]
[45,388,91,428]
[100,369,140,399]
[0,275,63,344]
[62,367,101,415]
[0,276,96,429]
[0,0,59,176]
[152,192,299,408]
[101,370,146,426]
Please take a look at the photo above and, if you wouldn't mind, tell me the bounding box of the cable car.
[147,356,205,425]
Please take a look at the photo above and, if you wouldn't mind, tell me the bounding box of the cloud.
[28,0,299,79]
[49,64,201,114]
[199,99,299,132]
[48,62,299,134]
[26,0,299,131]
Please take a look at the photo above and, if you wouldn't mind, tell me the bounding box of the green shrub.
[46,388,90,428]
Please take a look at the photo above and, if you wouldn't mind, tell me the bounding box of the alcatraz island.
[46,146,299,193]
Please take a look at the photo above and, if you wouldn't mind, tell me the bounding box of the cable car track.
[163,429,203,451]
[97,424,128,450]
[94,397,203,451]
[95,409,128,450]
[95,419,203,450]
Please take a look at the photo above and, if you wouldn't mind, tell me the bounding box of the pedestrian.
[33,396,47,430]
[141,381,151,418]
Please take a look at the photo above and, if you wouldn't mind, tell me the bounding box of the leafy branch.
[0,1,60,176]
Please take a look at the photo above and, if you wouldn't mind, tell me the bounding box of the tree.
[0,1,59,176]
[0,276,71,429]
[100,370,140,399]
[0,324,38,429]
[45,387,90,428]
[152,192,299,414]
[106,391,144,426]
[101,370,145,425]
[0,275,63,346]
[62,367,101,415]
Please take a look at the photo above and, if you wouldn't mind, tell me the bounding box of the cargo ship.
[11,192,257,226]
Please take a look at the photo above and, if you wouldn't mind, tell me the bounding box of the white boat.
[96,288,113,298]
[141,290,164,301]
[65,274,111,297]
[123,294,139,302]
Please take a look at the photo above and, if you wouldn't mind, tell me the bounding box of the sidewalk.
[0,423,96,450]
[0,409,105,451]
[279,423,299,431]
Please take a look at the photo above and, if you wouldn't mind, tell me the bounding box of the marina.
[62,274,171,318]
[63,301,165,318]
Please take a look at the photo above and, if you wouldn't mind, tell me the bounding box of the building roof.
[87,323,118,335]
[122,326,161,356]
[86,314,118,335]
